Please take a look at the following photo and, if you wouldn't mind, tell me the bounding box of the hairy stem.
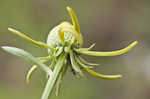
[41,53,67,99]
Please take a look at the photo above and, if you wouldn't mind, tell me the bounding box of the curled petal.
[75,55,121,79]
[84,67,122,79]
[26,56,52,83]
[26,65,37,84]
[75,41,138,56]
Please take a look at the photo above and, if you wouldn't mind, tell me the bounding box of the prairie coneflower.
[1,6,138,99]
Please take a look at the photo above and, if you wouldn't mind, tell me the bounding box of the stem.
[41,53,67,99]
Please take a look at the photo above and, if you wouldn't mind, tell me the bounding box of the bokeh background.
[0,0,150,99]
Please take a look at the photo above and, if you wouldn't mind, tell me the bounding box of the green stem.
[41,53,67,99]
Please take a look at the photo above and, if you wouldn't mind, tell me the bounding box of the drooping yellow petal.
[66,7,83,45]
[58,27,65,45]
[8,28,56,51]
[67,7,80,33]
[75,41,138,56]
[84,67,122,79]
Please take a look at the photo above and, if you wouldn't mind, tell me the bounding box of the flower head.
[1,6,138,99]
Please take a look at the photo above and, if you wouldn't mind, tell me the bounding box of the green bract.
[1,6,138,99]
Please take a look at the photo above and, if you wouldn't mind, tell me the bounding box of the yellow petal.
[8,28,56,51]
[84,67,122,79]
[75,41,138,56]
[58,27,65,45]
[66,7,83,45]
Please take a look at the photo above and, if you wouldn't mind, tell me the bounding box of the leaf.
[55,47,63,57]
[75,41,138,56]
[77,56,99,66]
[69,50,84,77]
[1,46,52,75]
[74,55,93,69]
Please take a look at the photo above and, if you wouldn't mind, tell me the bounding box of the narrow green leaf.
[1,46,52,75]
[74,55,93,69]
[77,56,99,66]
[69,50,84,77]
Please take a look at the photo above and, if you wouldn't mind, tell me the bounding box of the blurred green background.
[0,0,150,99]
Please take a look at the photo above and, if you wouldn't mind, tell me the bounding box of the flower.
[1,6,138,99]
